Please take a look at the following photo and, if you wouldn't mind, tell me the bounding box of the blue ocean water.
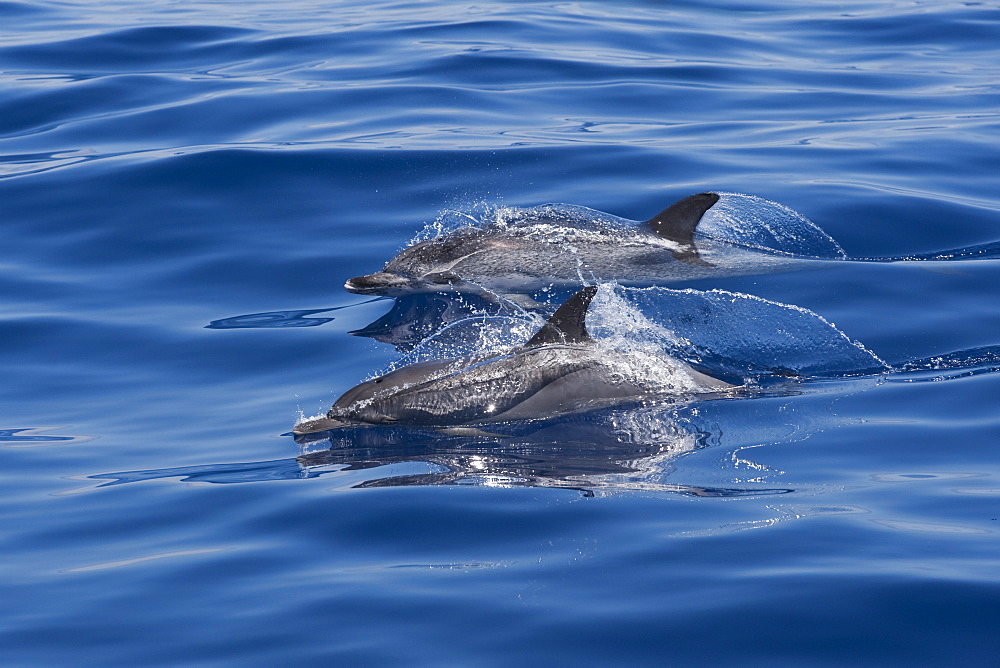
[2,0,999,664]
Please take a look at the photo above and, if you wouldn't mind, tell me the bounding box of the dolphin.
[293,286,736,434]
[344,192,845,298]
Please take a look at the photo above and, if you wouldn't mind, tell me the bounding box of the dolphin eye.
[374,378,383,384]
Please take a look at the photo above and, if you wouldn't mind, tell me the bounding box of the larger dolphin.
[344,192,846,298]
[293,286,735,434]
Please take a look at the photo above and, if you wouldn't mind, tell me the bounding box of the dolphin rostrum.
[344,192,846,298]
[293,286,735,434]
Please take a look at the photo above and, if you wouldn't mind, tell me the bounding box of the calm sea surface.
[2,0,999,664]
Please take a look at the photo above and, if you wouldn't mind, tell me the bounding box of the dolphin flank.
[293,286,735,434]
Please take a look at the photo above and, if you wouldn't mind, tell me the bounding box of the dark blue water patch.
[0,0,61,24]
[9,475,991,666]
[797,6,1000,52]
[0,73,254,140]
[513,576,1000,665]
[2,25,260,72]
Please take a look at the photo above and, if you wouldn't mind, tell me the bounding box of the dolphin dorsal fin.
[525,286,598,347]
[644,192,720,266]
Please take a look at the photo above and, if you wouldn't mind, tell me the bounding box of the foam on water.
[397,313,540,367]
[698,192,848,259]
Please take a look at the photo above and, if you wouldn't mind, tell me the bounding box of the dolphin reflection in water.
[97,397,813,496]
[293,412,796,496]
[294,286,737,435]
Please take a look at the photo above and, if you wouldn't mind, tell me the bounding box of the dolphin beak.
[344,272,410,295]
[292,416,349,435]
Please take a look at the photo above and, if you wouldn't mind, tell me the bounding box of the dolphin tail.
[644,192,720,266]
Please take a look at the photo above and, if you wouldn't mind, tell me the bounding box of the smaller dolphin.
[294,286,735,434]
[344,192,845,298]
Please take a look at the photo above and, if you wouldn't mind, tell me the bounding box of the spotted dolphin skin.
[293,286,735,434]
[344,192,841,298]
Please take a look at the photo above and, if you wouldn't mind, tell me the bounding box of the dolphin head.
[292,415,350,435]
[345,231,490,296]
[344,271,430,295]
[344,269,463,296]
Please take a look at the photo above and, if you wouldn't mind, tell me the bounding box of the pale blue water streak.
[2,1,999,665]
